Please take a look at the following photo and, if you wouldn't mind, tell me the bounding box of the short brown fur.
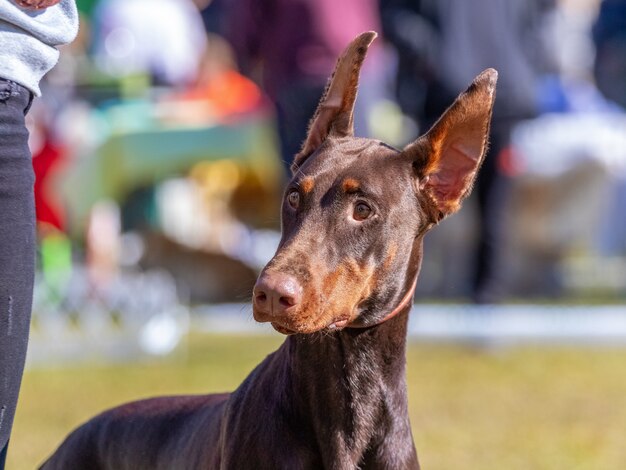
[41,33,496,470]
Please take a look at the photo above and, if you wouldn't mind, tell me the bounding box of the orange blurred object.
[178,69,263,119]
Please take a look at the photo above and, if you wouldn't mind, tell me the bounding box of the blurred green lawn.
[9,334,626,470]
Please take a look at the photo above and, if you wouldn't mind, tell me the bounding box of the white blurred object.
[513,112,626,178]
[513,113,626,256]
[93,0,207,85]
[139,308,188,356]
[29,268,190,366]
[87,200,122,284]
[551,0,599,81]
[504,111,626,295]
[157,178,208,248]
[119,232,145,267]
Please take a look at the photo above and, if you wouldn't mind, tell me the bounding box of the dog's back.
[40,393,229,470]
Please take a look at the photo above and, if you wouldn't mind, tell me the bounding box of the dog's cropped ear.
[291,31,377,173]
[404,69,497,222]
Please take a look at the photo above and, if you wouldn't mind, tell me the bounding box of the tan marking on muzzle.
[383,243,398,270]
[262,248,377,333]
[311,259,376,326]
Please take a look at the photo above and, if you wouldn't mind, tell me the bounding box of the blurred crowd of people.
[33,0,626,302]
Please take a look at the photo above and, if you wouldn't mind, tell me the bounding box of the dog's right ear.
[291,31,377,174]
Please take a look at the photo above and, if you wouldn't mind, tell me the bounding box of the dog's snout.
[253,273,302,319]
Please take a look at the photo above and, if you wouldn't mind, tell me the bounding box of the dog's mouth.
[270,317,351,335]
[271,323,298,335]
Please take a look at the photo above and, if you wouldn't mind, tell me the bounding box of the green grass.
[9,334,626,470]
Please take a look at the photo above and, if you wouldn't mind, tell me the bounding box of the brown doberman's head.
[253,32,497,335]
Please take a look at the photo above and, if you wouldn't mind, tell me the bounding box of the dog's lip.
[327,318,349,330]
[270,317,351,335]
[271,323,298,335]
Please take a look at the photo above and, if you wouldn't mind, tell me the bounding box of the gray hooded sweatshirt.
[0,0,79,96]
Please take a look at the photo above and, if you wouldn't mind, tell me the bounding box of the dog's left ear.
[291,31,377,173]
[405,69,498,221]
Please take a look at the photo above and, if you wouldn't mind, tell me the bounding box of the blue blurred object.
[536,74,624,114]
[536,75,569,113]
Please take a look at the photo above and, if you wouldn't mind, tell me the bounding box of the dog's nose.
[253,273,302,318]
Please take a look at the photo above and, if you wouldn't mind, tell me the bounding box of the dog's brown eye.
[353,202,372,221]
[287,190,300,209]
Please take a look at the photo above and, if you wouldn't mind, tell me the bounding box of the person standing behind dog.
[0,0,78,467]
[381,0,557,302]
[593,0,626,110]
[225,0,383,172]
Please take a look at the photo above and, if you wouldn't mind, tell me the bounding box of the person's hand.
[13,0,62,10]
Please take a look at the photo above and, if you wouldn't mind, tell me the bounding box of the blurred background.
[9,0,626,468]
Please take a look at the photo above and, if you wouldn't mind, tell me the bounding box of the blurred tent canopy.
[60,99,283,235]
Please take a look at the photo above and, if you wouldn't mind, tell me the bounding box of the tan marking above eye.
[342,178,360,193]
[300,177,315,194]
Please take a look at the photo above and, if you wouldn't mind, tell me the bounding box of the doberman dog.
[41,32,496,470]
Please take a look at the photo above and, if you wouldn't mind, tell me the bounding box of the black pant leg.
[0,79,35,462]
[472,125,511,303]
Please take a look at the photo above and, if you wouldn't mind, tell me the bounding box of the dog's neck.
[282,304,414,467]
[277,241,423,467]
[227,242,423,468]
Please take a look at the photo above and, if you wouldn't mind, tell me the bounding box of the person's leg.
[472,125,511,303]
[0,442,7,469]
[273,82,326,173]
[0,79,35,468]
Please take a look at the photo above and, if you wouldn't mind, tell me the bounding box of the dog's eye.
[353,202,372,221]
[287,190,300,209]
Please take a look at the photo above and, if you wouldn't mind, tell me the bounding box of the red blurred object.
[32,137,66,231]
[497,145,525,177]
